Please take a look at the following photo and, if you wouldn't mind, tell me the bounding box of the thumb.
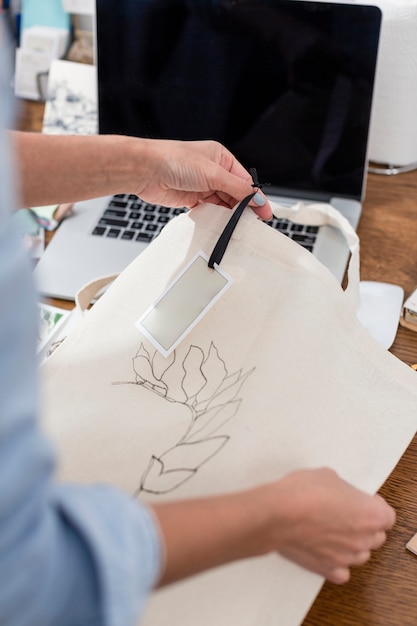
[209,163,272,220]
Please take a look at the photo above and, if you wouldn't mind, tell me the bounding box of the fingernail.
[253,191,266,207]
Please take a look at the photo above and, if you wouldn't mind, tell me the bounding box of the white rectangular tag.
[135,252,232,357]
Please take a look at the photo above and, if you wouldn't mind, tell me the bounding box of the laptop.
[34,0,382,300]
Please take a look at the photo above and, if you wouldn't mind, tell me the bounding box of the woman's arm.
[11,131,272,219]
[153,467,395,587]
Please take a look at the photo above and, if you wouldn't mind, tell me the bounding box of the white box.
[14,47,52,100]
[368,0,417,169]
[16,25,71,100]
[21,25,70,59]
[62,0,95,15]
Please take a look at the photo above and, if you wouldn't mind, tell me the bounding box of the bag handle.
[270,200,360,312]
[42,273,119,358]
[75,273,119,313]
[74,203,360,313]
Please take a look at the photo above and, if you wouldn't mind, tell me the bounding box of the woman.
[0,29,394,626]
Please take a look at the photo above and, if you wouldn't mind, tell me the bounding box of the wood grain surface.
[304,168,417,626]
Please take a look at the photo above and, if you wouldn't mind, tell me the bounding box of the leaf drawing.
[115,341,254,495]
[139,457,196,494]
[186,400,241,442]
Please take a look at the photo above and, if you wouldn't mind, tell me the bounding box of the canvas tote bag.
[40,200,417,626]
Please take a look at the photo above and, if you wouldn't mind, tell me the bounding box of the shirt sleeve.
[0,155,162,626]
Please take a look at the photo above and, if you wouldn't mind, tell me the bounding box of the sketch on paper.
[37,302,70,358]
[42,60,97,135]
[113,342,254,496]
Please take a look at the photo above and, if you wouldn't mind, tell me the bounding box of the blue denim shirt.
[0,23,161,626]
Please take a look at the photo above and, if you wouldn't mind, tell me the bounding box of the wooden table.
[18,99,417,625]
[304,167,417,626]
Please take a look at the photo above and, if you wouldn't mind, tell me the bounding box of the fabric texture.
[41,201,417,626]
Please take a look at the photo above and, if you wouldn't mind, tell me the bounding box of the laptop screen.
[96,0,381,202]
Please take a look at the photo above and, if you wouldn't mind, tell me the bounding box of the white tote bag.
[40,201,417,626]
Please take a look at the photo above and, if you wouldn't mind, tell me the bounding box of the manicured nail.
[253,191,266,206]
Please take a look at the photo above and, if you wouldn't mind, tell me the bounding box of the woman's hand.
[263,467,395,584]
[134,138,272,220]
[13,132,272,219]
[153,467,395,587]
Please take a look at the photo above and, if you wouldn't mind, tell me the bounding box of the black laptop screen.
[96,0,381,201]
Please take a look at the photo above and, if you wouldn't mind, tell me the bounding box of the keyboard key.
[143,214,155,222]
[145,224,158,232]
[291,234,316,244]
[107,228,120,238]
[109,199,128,208]
[92,226,106,236]
[266,217,290,232]
[121,230,135,240]
[131,222,143,230]
[136,232,153,242]
[104,208,127,218]
[99,217,130,228]
[274,223,289,232]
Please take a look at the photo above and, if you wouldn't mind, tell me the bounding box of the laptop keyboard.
[265,216,319,252]
[91,194,187,243]
[92,194,319,253]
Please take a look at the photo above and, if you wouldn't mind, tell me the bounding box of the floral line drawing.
[113,341,254,495]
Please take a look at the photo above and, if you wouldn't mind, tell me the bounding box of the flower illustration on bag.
[122,341,254,495]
